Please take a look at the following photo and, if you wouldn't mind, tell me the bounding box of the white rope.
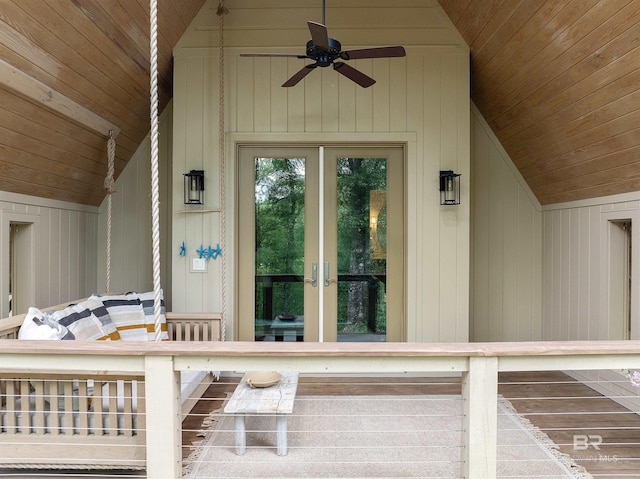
[218,0,227,341]
[104,132,116,293]
[149,0,163,341]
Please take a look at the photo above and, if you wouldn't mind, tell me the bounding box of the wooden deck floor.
[499,371,640,479]
[183,371,640,478]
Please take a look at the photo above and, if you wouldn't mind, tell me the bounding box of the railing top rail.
[2,339,640,358]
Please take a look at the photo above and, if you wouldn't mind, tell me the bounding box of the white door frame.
[601,210,640,340]
[1,212,37,317]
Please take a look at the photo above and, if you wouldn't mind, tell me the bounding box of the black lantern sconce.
[439,170,461,205]
[184,170,205,205]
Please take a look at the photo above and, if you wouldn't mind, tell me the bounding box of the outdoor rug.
[183,395,592,478]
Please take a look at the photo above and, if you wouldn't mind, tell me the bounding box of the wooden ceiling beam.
[0,57,120,138]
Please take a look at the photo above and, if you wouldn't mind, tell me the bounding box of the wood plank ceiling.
[438,0,640,205]
[0,0,205,206]
[0,0,638,207]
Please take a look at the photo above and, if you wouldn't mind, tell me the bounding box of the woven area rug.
[183,395,592,478]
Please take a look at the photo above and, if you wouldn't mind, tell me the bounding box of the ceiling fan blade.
[240,53,307,58]
[333,62,375,88]
[282,65,317,87]
[307,21,330,50]
[340,46,406,60]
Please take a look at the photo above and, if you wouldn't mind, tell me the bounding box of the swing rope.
[218,0,227,341]
[104,130,116,293]
[149,0,163,341]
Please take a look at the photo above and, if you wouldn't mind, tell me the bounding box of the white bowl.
[244,371,282,388]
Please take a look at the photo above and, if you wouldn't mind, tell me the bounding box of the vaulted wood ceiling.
[0,0,205,206]
[438,0,640,205]
[0,0,638,206]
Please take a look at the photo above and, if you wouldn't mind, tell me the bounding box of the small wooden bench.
[223,371,299,456]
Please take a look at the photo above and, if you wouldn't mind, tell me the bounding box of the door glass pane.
[254,157,306,341]
[336,157,387,342]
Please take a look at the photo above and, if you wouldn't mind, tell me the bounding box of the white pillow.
[18,307,72,340]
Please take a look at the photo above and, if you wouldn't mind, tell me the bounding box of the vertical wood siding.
[471,105,543,342]
[171,0,471,341]
[0,194,98,317]
[96,104,173,306]
[548,196,640,413]
[542,199,640,341]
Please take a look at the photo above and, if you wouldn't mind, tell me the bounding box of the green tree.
[254,158,305,319]
[336,157,387,332]
[254,156,388,336]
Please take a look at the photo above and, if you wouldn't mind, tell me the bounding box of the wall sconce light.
[439,170,461,205]
[184,170,205,205]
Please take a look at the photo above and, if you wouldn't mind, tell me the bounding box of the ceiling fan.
[240,2,406,88]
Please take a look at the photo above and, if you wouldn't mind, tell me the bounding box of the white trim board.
[0,191,99,214]
[543,191,640,212]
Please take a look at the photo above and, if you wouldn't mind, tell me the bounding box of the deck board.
[183,371,640,478]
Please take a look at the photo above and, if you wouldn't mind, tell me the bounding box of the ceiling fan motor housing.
[306,38,342,67]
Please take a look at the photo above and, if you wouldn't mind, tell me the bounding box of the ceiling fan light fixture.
[240,5,406,88]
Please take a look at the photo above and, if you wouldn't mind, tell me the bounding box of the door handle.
[304,262,318,287]
[324,261,336,287]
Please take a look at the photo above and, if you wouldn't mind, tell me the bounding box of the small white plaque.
[191,257,206,272]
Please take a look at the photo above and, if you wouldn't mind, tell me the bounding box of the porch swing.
[0,0,223,470]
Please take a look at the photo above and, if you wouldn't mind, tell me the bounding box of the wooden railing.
[2,339,640,478]
[256,273,386,333]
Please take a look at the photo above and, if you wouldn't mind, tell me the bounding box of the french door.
[237,146,404,342]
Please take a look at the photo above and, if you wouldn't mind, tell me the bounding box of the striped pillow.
[76,297,121,340]
[91,293,148,341]
[137,290,169,341]
[49,300,120,341]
